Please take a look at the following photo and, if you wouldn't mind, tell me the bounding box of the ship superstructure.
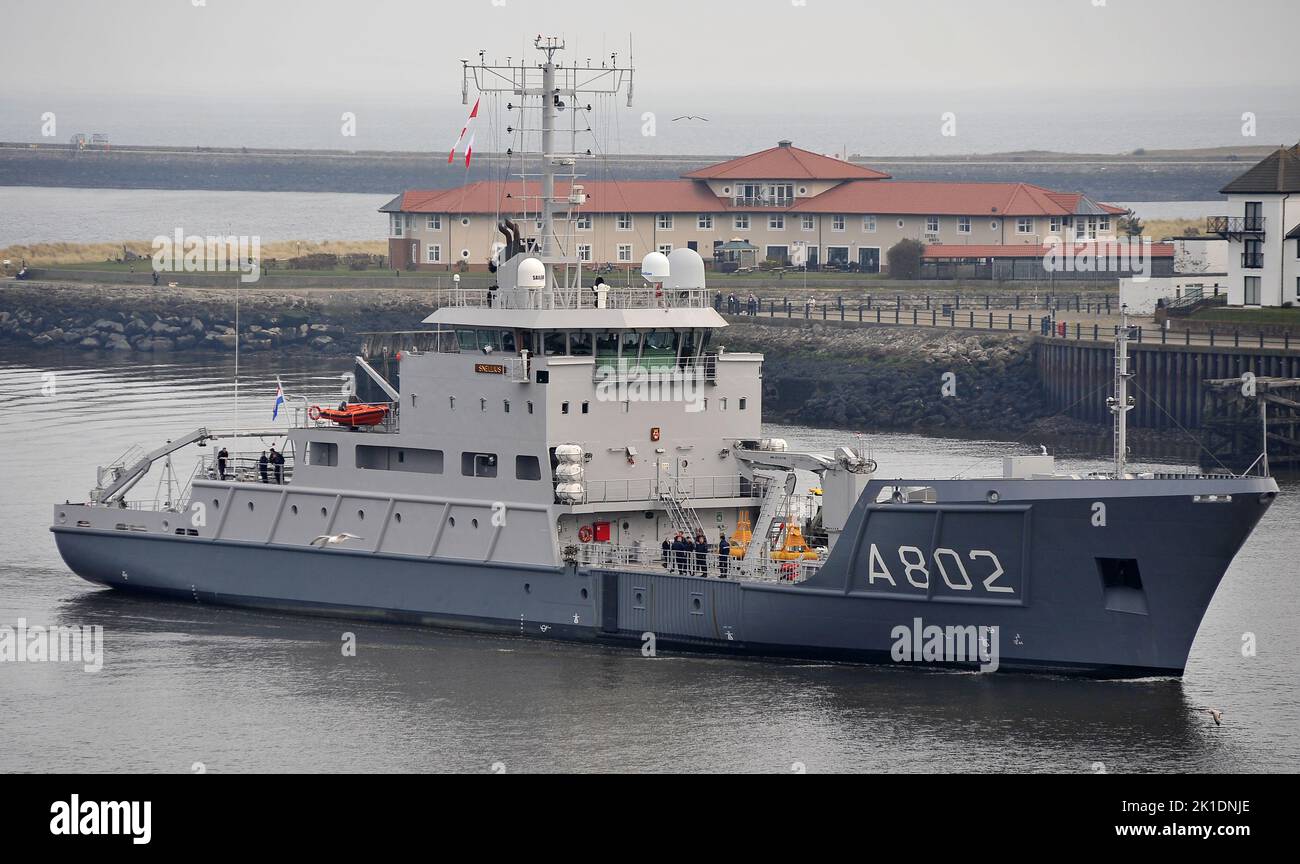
[50,39,1278,676]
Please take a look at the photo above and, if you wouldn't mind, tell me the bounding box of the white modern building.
[1209,145,1300,307]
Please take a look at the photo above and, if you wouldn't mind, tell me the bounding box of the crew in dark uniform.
[217,447,229,480]
[258,451,269,483]
[694,533,708,577]
[270,447,284,484]
[717,533,731,578]
[661,538,672,570]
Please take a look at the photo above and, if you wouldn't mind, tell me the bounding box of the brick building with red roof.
[381,139,1127,273]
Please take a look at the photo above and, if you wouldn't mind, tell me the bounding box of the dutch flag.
[272,377,285,421]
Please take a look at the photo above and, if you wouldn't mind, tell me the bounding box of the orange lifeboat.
[308,403,390,427]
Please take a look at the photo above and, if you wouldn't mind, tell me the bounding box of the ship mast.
[460,37,635,302]
[1107,307,1135,476]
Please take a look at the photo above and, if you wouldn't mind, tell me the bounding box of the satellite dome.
[666,247,705,289]
[640,251,670,283]
[516,257,546,289]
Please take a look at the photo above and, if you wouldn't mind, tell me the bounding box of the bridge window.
[307,442,338,467]
[356,445,443,474]
[543,331,567,356]
[461,452,498,478]
[568,331,593,356]
[516,455,542,481]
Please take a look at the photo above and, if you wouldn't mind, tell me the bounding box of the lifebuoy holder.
[578,525,594,543]
[308,405,322,421]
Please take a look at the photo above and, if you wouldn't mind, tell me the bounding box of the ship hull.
[51,477,1274,677]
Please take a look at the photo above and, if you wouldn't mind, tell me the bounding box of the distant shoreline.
[0,140,1267,201]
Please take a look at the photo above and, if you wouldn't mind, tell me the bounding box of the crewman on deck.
[694,534,708,577]
[217,447,229,480]
[671,533,687,573]
[270,447,284,484]
[717,533,731,579]
[661,538,672,570]
[258,451,269,483]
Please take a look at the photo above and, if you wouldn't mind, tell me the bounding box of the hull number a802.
[867,544,1013,595]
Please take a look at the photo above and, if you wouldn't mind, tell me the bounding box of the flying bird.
[1193,707,1224,726]
[672,115,710,122]
[311,533,364,548]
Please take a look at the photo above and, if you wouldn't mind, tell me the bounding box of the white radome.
[640,251,670,283]
[516,256,546,288]
[666,248,705,290]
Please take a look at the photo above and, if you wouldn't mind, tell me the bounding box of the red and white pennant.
[448,98,480,167]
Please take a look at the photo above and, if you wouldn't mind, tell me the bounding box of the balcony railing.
[1241,252,1264,269]
[1207,215,1266,235]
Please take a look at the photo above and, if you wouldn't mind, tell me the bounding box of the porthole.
[291,505,299,515]
[987,490,1000,504]
[581,588,589,600]
[461,248,470,259]
[247,501,254,511]
[320,507,328,517]
[692,598,702,611]
[471,518,479,529]
[460,217,470,226]
[358,509,365,520]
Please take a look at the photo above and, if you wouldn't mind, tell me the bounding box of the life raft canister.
[578,525,594,543]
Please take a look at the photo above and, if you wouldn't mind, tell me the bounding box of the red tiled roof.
[396,180,727,215]
[792,181,1124,217]
[924,242,1175,259]
[682,143,890,181]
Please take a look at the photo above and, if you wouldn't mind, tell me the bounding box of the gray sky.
[3,0,1297,104]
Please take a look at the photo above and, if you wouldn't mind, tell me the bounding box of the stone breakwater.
[719,319,1059,436]
[0,281,436,355]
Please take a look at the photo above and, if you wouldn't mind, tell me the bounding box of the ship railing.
[196,451,295,485]
[576,474,760,504]
[573,542,820,584]
[428,286,716,311]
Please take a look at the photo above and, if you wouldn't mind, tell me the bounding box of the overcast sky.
[4,0,1297,104]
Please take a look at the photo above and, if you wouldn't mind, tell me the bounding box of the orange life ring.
[308,405,322,421]
[578,525,594,543]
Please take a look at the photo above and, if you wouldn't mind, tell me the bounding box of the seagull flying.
[1193,707,1224,726]
[311,532,364,548]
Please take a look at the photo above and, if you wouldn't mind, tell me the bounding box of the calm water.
[2,349,1297,773]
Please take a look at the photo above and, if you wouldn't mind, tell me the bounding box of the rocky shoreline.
[0,281,434,355]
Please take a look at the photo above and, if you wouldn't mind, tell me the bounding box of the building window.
[739,397,747,410]
[658,243,673,255]
[617,244,632,262]
[1049,217,1062,233]
[862,215,876,232]
[698,214,713,230]
[832,215,845,231]
[769,214,784,230]
[617,213,632,230]
[391,214,403,237]
[576,213,592,230]
[925,217,940,235]
[426,244,441,264]
[1017,217,1033,234]
[957,217,971,234]
[1075,219,1087,239]
[802,215,815,231]
[734,214,750,230]
[577,244,592,262]
[426,215,441,230]
[657,214,673,230]
[1099,216,1111,232]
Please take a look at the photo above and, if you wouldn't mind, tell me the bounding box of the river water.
[1,348,1297,773]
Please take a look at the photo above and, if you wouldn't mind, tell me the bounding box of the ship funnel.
[640,251,670,283]
[516,256,546,289]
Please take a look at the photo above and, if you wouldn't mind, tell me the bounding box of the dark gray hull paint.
[51,477,1274,677]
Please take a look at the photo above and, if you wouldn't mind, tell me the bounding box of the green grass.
[1189,307,1300,324]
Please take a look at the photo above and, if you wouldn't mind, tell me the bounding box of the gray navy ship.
[51,39,1278,676]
